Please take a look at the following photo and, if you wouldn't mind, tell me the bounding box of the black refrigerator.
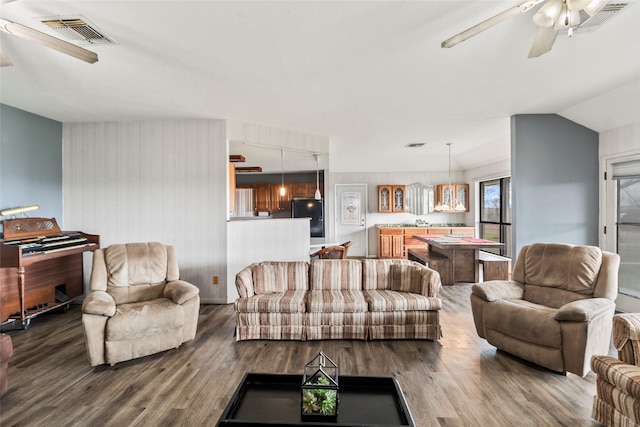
[291,198,324,237]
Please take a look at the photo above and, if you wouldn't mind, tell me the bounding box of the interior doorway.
[334,184,368,258]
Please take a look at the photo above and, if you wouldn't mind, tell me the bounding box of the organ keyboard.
[0,217,99,329]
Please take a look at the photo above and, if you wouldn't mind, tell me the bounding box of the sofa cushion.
[364,290,441,312]
[307,290,368,313]
[106,298,184,341]
[262,261,309,291]
[362,259,416,290]
[310,260,362,290]
[253,264,287,294]
[235,290,307,313]
[390,264,423,294]
[483,298,561,348]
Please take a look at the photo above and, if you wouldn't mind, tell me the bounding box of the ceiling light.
[314,154,322,200]
[280,149,286,197]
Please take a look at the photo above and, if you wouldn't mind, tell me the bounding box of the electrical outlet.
[213,275,219,285]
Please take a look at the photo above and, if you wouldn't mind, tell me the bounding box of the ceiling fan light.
[567,0,591,11]
[533,0,563,27]
[554,6,581,29]
[584,0,609,16]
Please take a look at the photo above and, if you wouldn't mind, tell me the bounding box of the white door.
[334,184,368,258]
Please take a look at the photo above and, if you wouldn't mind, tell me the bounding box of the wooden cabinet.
[291,183,311,198]
[435,184,469,212]
[254,184,272,212]
[377,226,475,258]
[236,182,324,213]
[378,228,404,258]
[378,185,406,213]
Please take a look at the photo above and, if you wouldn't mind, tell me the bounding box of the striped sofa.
[234,259,442,341]
[591,313,640,427]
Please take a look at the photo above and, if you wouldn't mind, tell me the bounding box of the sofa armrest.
[420,267,442,297]
[164,280,200,305]
[471,281,524,302]
[236,264,256,298]
[555,298,614,322]
[82,291,116,317]
[591,355,640,400]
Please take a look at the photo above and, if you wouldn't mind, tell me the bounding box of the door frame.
[602,151,640,312]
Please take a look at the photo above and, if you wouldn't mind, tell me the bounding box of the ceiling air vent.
[570,3,630,34]
[405,143,426,148]
[40,16,116,45]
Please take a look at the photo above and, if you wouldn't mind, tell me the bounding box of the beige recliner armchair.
[82,242,200,366]
[470,243,619,377]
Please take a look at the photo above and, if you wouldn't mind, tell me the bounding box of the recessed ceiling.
[1,1,638,173]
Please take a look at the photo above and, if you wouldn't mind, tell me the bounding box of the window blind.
[612,159,640,179]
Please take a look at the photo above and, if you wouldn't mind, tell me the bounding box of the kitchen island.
[413,235,504,285]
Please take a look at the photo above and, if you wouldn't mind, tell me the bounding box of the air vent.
[40,16,116,45]
[570,3,630,34]
[405,143,426,148]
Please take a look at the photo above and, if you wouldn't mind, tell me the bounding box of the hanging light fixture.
[280,148,286,197]
[434,143,454,212]
[314,154,322,200]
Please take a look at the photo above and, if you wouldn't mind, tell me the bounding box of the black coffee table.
[217,373,415,426]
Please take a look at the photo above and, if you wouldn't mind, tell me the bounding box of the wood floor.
[0,283,607,427]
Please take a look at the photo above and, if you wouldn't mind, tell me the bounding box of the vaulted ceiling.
[1,1,639,173]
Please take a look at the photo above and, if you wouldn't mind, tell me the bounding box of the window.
[479,177,512,257]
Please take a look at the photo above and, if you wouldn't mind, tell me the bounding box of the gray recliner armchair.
[82,242,200,366]
[470,242,619,377]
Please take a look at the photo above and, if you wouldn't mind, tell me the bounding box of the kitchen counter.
[376,223,467,228]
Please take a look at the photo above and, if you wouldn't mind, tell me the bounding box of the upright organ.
[0,217,99,329]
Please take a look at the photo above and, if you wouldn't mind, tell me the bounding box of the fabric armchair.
[82,242,200,366]
[591,314,640,426]
[470,243,619,377]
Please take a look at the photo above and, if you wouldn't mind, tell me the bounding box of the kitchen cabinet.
[435,184,469,212]
[377,226,475,258]
[254,184,272,212]
[236,182,324,213]
[378,185,406,213]
[378,228,404,258]
[291,183,311,198]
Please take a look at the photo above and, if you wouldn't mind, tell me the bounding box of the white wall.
[63,120,228,303]
[227,120,329,155]
[227,218,311,302]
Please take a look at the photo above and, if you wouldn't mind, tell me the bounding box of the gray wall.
[511,114,599,256]
[0,104,62,224]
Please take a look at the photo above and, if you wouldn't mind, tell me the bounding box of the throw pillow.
[390,264,423,294]
[253,264,286,294]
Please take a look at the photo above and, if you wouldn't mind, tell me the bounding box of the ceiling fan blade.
[0,18,98,63]
[0,49,13,66]
[442,0,545,49]
[528,26,559,58]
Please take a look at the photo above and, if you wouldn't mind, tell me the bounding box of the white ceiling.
[1,0,639,174]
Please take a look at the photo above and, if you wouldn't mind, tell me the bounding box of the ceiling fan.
[0,17,98,66]
[441,0,610,58]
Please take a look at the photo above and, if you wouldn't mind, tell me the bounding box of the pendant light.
[434,143,453,212]
[314,154,322,200]
[279,149,286,197]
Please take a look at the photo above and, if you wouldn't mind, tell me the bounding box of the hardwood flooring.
[0,284,607,426]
